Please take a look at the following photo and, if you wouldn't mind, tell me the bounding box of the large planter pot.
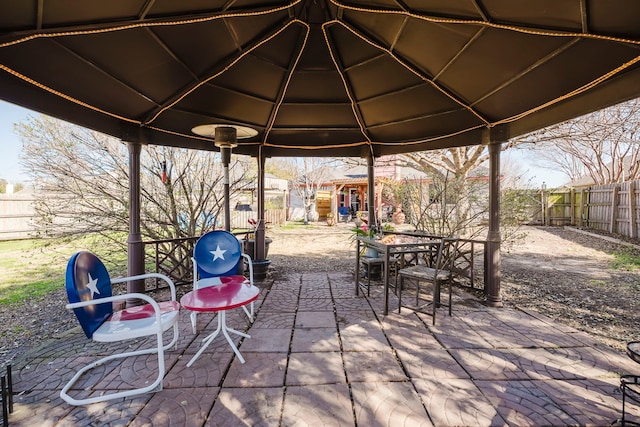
[242,237,273,260]
[252,259,271,281]
[364,247,379,258]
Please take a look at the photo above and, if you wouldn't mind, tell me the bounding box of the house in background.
[289,156,431,222]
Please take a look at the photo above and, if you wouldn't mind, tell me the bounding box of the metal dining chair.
[397,237,459,324]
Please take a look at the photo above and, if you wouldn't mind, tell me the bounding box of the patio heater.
[192,124,257,231]
[215,126,237,232]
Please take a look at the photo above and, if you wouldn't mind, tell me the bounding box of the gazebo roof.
[1,1,640,157]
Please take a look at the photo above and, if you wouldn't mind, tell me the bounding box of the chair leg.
[448,279,452,316]
[393,262,399,295]
[60,331,168,405]
[432,280,438,325]
[165,322,180,350]
[398,276,403,313]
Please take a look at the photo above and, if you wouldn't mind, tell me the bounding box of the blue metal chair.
[338,206,350,222]
[60,251,179,405]
[191,230,254,333]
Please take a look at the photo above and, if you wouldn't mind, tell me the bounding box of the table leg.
[222,323,251,364]
[355,239,361,296]
[186,310,252,367]
[383,248,390,315]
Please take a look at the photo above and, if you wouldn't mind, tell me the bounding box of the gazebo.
[1,1,640,305]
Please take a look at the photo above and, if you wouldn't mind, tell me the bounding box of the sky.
[502,150,568,189]
[0,100,33,184]
[0,100,569,188]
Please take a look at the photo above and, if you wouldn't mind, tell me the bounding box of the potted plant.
[326,212,336,226]
[350,220,379,257]
[392,206,405,225]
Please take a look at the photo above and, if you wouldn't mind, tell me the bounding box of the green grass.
[278,221,307,230]
[0,235,128,306]
[611,249,640,271]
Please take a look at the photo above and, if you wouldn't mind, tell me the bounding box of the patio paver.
[6,271,640,426]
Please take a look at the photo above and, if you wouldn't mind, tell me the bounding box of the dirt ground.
[499,225,640,352]
[1,223,639,370]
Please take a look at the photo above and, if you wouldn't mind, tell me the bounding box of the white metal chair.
[190,230,254,334]
[60,251,180,406]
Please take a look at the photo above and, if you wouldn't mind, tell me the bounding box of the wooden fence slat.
[629,181,636,238]
[540,180,640,239]
[610,185,619,233]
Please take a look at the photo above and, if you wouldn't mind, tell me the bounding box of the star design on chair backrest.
[210,244,227,261]
[86,272,100,298]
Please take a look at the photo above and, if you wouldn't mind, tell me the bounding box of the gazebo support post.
[367,151,376,228]
[485,126,506,307]
[126,140,145,304]
[255,147,266,261]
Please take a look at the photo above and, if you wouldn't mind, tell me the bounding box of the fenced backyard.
[541,180,640,239]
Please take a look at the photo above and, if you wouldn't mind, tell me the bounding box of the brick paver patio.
[6,272,640,426]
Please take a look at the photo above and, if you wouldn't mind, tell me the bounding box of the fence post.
[570,188,575,225]
[629,181,636,238]
[610,185,619,233]
[579,189,585,226]
[543,188,549,226]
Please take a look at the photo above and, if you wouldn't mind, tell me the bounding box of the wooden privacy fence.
[543,180,640,238]
[0,192,35,241]
[231,209,286,228]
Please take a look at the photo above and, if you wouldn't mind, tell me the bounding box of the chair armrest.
[111,273,177,301]
[241,253,254,284]
[65,292,166,325]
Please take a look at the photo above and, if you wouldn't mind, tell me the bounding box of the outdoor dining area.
[355,231,461,321]
[4,263,640,425]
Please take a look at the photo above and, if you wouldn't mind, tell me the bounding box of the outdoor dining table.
[355,233,442,314]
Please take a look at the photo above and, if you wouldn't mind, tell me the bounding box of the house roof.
[1,1,640,158]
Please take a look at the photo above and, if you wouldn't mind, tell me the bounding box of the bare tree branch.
[17,115,254,246]
[511,98,640,185]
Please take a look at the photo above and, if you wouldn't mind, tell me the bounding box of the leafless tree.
[512,98,640,185]
[387,146,530,242]
[17,115,254,250]
[394,147,488,237]
[400,146,488,179]
[265,157,299,181]
[291,157,335,223]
